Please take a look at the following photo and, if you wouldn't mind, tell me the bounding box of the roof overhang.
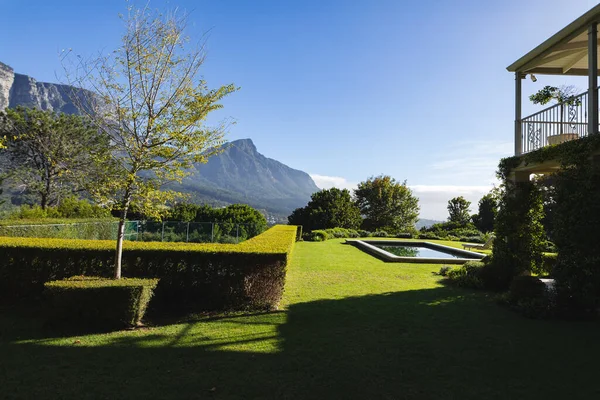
[507,4,600,76]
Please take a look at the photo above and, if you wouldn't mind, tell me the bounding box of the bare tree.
[63,5,237,278]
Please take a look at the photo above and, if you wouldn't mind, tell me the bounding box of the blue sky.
[0,0,597,219]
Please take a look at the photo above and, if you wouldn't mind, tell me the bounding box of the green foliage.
[0,225,297,311]
[497,134,600,314]
[529,85,579,106]
[504,276,553,319]
[437,265,452,276]
[287,188,362,231]
[446,261,485,289]
[552,155,600,314]
[355,175,419,233]
[168,203,267,240]
[447,196,471,226]
[63,6,238,278]
[303,228,362,242]
[0,107,111,209]
[44,276,158,329]
[471,193,498,233]
[491,180,545,288]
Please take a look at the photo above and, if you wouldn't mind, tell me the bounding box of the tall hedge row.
[0,225,298,311]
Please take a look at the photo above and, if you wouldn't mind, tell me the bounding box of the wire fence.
[0,221,264,244]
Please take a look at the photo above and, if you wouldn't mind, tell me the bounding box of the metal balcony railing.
[520,89,595,154]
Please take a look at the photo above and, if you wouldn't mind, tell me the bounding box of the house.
[507,4,600,182]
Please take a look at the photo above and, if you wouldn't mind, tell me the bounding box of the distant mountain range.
[174,139,320,221]
[0,61,81,113]
[0,61,442,225]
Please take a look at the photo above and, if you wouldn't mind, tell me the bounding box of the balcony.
[519,88,594,154]
[508,4,600,157]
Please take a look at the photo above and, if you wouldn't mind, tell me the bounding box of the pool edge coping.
[346,239,487,264]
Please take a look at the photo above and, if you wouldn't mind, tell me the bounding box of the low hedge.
[44,276,158,328]
[0,225,298,311]
[302,227,413,242]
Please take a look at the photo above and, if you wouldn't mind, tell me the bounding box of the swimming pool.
[347,240,486,264]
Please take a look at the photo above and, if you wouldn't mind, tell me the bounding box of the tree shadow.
[1,286,600,399]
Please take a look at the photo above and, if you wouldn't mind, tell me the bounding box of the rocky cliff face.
[0,61,80,114]
[177,138,320,218]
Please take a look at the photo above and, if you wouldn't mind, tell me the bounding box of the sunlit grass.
[0,238,596,399]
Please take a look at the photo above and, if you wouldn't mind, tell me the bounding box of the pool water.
[375,245,462,259]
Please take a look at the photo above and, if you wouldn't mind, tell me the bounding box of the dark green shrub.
[394,232,413,239]
[437,265,452,276]
[371,231,389,238]
[505,276,553,318]
[446,261,485,289]
[508,276,546,303]
[306,230,328,242]
[44,276,158,329]
[358,230,371,237]
[459,235,485,244]
[418,232,441,240]
[540,254,557,276]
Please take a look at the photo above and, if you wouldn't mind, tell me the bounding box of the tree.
[287,188,362,231]
[0,107,110,209]
[64,6,237,278]
[471,193,498,233]
[354,175,419,233]
[447,196,471,226]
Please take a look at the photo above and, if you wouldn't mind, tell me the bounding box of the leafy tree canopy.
[288,188,362,231]
[0,107,110,209]
[354,175,419,233]
[447,196,471,226]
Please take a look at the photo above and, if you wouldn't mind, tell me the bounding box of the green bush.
[394,232,413,239]
[418,232,441,240]
[371,231,389,238]
[446,261,485,289]
[505,276,553,318]
[44,276,158,329]
[0,225,297,312]
[540,254,557,276]
[437,265,452,276]
[306,230,328,242]
[303,228,361,241]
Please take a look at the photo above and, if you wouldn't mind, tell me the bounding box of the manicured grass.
[0,238,597,399]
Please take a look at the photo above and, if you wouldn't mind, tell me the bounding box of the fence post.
[136,221,140,241]
[161,221,165,242]
[186,222,190,243]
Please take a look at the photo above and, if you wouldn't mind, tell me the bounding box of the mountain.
[0,62,81,113]
[174,139,320,221]
[416,219,442,230]
[0,61,319,221]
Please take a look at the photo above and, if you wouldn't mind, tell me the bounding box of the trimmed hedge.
[44,276,158,328]
[0,225,298,311]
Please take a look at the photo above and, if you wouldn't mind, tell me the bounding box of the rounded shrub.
[446,261,485,289]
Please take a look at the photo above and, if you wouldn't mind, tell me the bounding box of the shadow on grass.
[1,286,600,399]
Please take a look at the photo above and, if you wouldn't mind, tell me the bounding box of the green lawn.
[0,239,597,399]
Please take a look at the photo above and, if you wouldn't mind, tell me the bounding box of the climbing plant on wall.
[497,134,600,314]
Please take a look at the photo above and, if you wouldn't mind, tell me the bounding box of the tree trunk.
[114,202,130,279]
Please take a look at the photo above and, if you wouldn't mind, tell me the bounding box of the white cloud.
[426,140,512,184]
[310,174,357,191]
[310,173,494,221]
[410,185,494,221]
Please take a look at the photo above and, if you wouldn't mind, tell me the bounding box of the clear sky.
[0,0,597,219]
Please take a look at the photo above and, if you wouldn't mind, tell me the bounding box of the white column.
[588,23,598,135]
[515,72,523,155]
